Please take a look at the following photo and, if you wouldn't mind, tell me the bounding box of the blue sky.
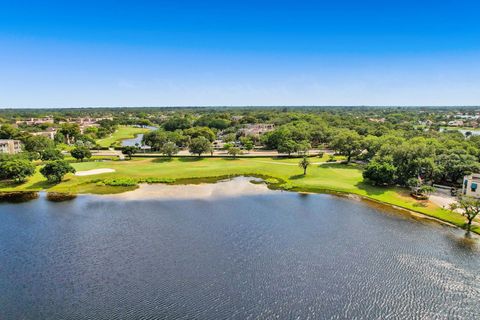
[1,0,480,107]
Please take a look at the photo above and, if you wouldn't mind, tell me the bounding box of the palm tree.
[299,156,310,175]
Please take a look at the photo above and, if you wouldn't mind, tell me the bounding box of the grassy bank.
[96,126,150,148]
[0,157,478,234]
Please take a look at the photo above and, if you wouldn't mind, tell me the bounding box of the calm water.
[121,133,144,146]
[121,126,157,147]
[1,178,479,319]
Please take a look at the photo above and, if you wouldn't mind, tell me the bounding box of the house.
[240,124,275,136]
[455,114,479,120]
[31,128,57,140]
[0,139,22,154]
[419,120,433,126]
[213,139,226,149]
[462,174,480,198]
[448,120,464,127]
[32,130,57,140]
[15,117,54,125]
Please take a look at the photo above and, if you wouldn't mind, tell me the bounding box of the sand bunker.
[75,168,116,176]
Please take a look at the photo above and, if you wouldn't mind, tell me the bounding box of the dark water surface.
[1,178,479,319]
[121,126,157,147]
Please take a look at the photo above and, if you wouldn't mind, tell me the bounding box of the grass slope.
[96,126,150,148]
[1,157,477,234]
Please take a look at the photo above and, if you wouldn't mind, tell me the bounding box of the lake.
[1,177,479,319]
[121,126,157,148]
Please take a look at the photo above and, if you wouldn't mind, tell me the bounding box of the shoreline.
[1,174,478,236]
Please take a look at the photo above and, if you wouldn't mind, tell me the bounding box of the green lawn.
[96,126,150,148]
[1,156,477,234]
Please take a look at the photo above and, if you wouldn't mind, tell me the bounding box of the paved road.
[92,150,125,160]
[143,149,328,157]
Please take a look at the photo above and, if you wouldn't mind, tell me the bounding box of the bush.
[141,177,176,184]
[102,177,137,186]
[265,178,280,184]
[46,192,77,202]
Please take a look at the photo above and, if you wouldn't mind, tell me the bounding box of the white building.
[0,139,22,154]
[462,174,480,198]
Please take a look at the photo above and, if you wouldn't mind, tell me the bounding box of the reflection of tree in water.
[445,233,479,252]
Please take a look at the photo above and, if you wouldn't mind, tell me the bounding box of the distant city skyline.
[1,0,480,108]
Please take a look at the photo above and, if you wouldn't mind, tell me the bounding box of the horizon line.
[1,105,480,110]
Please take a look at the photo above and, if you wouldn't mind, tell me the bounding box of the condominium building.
[0,139,22,154]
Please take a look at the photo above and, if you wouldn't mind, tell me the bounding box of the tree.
[373,137,439,186]
[122,146,137,160]
[263,127,292,149]
[296,140,311,156]
[330,129,363,163]
[194,116,231,129]
[59,123,81,144]
[278,139,297,156]
[40,160,76,183]
[223,133,237,143]
[363,156,397,186]
[40,148,64,161]
[184,126,216,142]
[406,177,436,199]
[223,142,234,150]
[70,146,92,162]
[240,137,254,152]
[142,130,168,151]
[163,117,192,131]
[450,196,480,232]
[189,136,212,157]
[160,141,179,157]
[54,132,65,144]
[137,119,152,128]
[418,185,436,198]
[227,147,242,158]
[0,124,20,139]
[0,159,36,183]
[23,135,54,153]
[407,177,422,195]
[166,130,189,148]
[298,156,310,175]
[435,152,480,184]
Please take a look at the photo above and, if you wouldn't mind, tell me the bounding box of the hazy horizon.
[2,105,480,111]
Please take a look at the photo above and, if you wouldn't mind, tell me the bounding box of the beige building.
[15,117,54,125]
[462,174,480,198]
[32,128,57,140]
[240,124,275,136]
[0,139,22,154]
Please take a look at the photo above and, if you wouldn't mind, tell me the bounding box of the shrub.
[265,178,280,184]
[46,192,77,202]
[141,177,176,184]
[102,177,137,186]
